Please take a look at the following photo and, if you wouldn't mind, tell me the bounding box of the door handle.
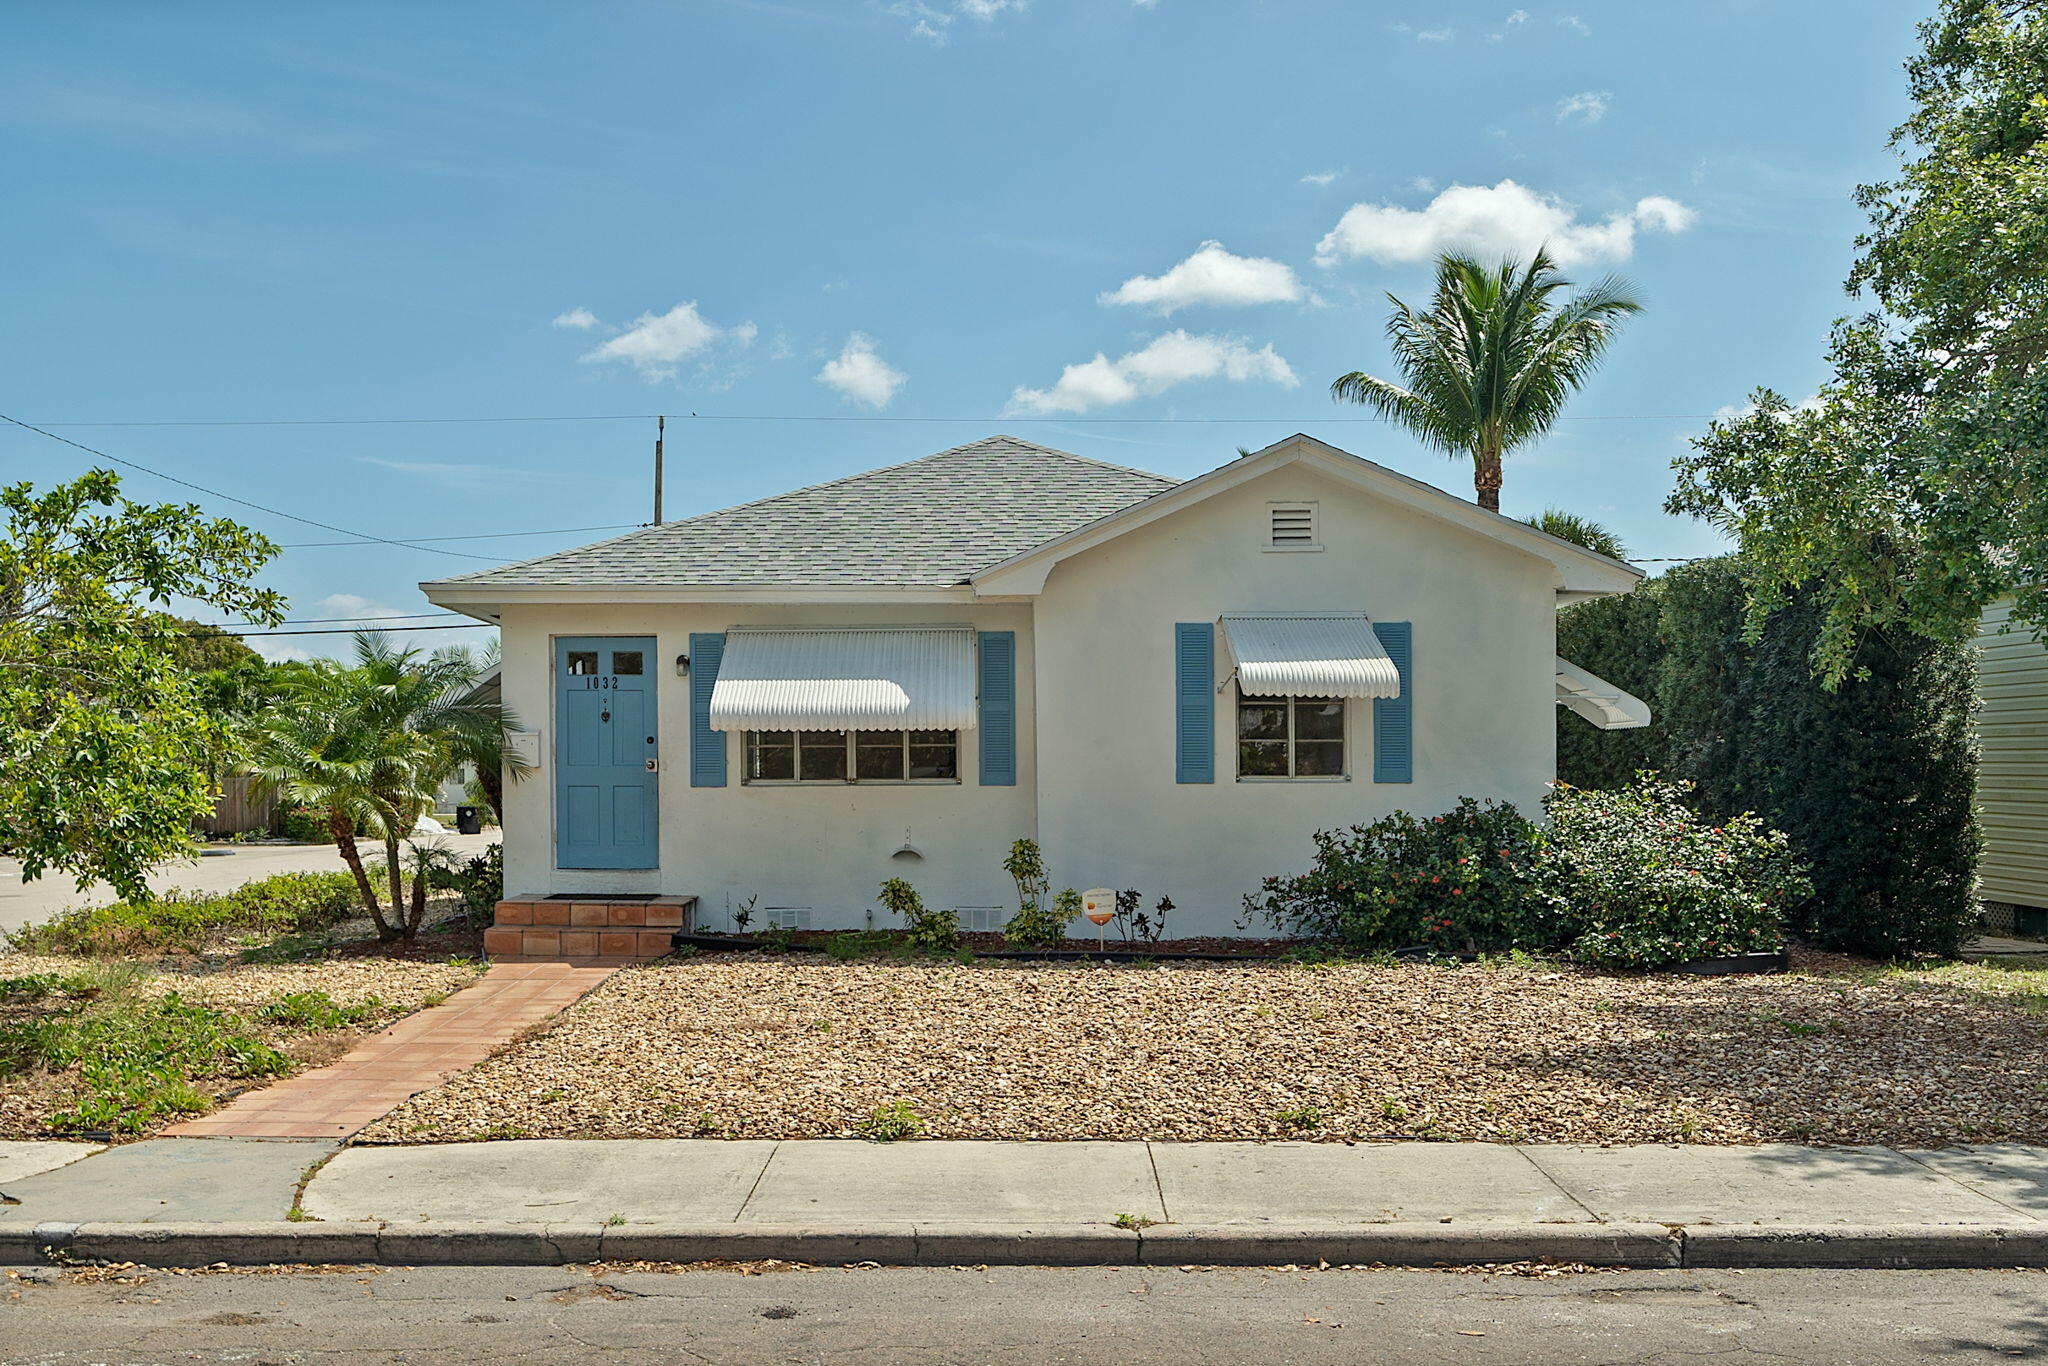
[645,758,658,772]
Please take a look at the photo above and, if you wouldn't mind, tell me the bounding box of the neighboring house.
[422,434,1647,946]
[1975,599,2048,935]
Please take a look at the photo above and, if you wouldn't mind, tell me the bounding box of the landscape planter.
[1666,950,1788,975]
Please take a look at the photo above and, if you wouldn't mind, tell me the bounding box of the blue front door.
[555,636,658,870]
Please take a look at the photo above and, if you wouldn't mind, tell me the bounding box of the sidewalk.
[8,1136,2048,1269]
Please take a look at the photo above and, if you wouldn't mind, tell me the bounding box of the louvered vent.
[1269,503,1318,549]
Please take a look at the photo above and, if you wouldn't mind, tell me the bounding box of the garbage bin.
[455,805,482,836]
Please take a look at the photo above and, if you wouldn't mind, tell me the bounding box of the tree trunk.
[478,760,505,826]
[408,874,427,940]
[1474,445,1504,514]
[382,824,408,943]
[329,807,391,938]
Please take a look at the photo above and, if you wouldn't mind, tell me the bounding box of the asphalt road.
[0,834,498,938]
[3,1264,2045,1364]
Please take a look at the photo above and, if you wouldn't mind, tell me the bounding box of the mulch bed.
[360,953,2048,1149]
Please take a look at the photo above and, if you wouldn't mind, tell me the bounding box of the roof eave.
[421,582,989,611]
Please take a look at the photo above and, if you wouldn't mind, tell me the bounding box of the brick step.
[484,895,696,963]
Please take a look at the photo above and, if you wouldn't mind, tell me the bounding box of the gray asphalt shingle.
[435,436,1178,589]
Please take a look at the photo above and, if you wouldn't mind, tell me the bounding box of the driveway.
[0,834,498,939]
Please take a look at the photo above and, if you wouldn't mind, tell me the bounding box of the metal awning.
[1218,614,1401,699]
[1555,656,1652,730]
[707,625,978,732]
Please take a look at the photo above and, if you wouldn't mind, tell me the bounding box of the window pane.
[1295,740,1345,776]
[1239,740,1288,776]
[566,651,598,676]
[799,732,848,781]
[856,730,906,780]
[1294,698,1344,740]
[610,650,643,676]
[909,742,957,779]
[746,733,794,781]
[1238,699,1288,739]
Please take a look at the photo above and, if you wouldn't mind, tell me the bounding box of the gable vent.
[1267,503,1320,551]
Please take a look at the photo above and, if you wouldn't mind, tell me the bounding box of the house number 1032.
[582,676,620,690]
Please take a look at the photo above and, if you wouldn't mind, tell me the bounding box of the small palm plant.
[1332,249,1641,512]
[1522,508,1630,561]
[251,632,529,941]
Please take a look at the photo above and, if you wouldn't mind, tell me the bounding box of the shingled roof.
[432,436,1179,590]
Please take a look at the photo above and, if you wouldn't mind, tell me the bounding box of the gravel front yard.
[361,955,2048,1148]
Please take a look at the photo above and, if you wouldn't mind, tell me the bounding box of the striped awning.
[1555,656,1652,730]
[707,626,978,732]
[1218,614,1401,699]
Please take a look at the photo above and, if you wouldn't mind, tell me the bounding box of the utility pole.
[653,415,665,525]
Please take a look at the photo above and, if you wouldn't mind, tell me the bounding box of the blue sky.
[3,0,1927,658]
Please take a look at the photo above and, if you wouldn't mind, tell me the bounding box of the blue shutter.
[1372,620,1413,783]
[1175,622,1215,784]
[689,632,726,787]
[978,631,1017,786]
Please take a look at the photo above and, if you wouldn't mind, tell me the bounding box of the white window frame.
[742,729,962,785]
[1265,501,1322,553]
[1235,692,1350,781]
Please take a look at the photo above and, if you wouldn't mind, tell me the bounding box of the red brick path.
[164,962,618,1139]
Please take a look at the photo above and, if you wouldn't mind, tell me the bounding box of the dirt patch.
[359,955,2048,1148]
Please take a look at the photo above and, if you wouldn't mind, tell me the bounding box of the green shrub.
[1555,556,1979,959]
[999,838,1070,947]
[279,806,333,843]
[1537,776,1810,968]
[10,870,361,956]
[1242,798,1548,953]
[451,843,504,929]
[258,990,383,1031]
[878,877,960,952]
[859,1099,925,1142]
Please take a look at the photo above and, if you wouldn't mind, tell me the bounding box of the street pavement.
[3,1263,2045,1364]
[0,834,497,938]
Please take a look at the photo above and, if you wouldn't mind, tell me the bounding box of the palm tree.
[1523,508,1630,561]
[1331,249,1642,513]
[251,632,529,940]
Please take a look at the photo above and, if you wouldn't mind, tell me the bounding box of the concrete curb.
[5,1221,2048,1270]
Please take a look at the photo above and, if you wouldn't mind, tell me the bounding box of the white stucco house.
[422,434,1648,954]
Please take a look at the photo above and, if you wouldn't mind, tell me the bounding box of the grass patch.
[1874,958,2048,1012]
[258,989,384,1032]
[8,871,365,957]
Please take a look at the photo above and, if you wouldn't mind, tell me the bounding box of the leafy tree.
[1332,250,1641,512]
[1669,1,2048,682]
[250,633,526,940]
[1523,508,1629,561]
[0,471,282,900]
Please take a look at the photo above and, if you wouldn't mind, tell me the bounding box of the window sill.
[1236,775,1352,783]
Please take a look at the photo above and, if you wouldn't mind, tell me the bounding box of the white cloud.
[1314,179,1695,270]
[576,301,755,382]
[1390,21,1453,41]
[1300,170,1340,187]
[1558,14,1590,35]
[551,307,598,330]
[1506,8,1528,23]
[891,0,1021,41]
[1556,90,1611,124]
[1100,241,1306,315]
[1409,176,1437,193]
[1486,9,1528,40]
[816,332,907,408]
[1006,330,1297,415]
[252,593,496,663]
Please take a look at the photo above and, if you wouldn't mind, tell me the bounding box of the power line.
[19,410,1725,428]
[278,522,643,548]
[0,414,497,561]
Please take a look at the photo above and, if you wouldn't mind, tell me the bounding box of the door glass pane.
[746,732,794,781]
[1239,741,1288,777]
[799,732,849,781]
[1295,740,1345,776]
[1238,698,1288,739]
[909,731,957,779]
[566,651,598,676]
[855,730,906,780]
[1294,698,1344,740]
[611,650,644,676]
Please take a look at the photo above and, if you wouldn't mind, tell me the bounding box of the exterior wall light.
[675,654,690,678]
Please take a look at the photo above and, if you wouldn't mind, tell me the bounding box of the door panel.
[554,636,659,870]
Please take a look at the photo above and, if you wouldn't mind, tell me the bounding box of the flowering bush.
[1242,798,1547,952]
[1536,777,1809,968]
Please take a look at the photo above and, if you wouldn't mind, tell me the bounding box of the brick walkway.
[165,963,618,1140]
